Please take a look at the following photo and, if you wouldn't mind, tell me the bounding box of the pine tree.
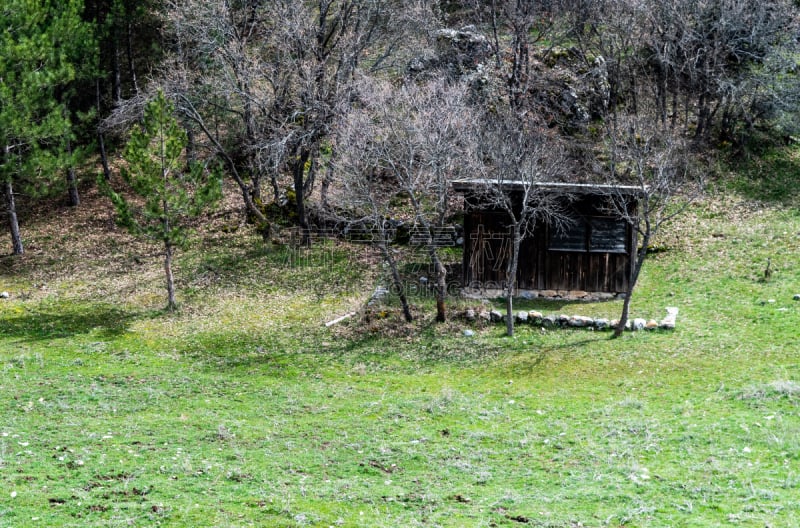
[0,0,91,255]
[103,92,222,311]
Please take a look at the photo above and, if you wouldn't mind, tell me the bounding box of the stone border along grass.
[463,306,679,331]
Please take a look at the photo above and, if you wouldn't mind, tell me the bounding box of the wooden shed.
[453,181,642,297]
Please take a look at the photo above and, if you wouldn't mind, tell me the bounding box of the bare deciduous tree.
[161,0,281,237]
[601,114,702,337]
[162,0,434,239]
[359,78,479,322]
[572,0,800,144]
[328,99,414,322]
[326,75,480,322]
[473,113,569,336]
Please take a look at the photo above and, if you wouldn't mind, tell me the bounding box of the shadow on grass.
[0,301,148,342]
[180,324,511,374]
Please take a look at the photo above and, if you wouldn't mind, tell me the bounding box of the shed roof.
[452,180,644,196]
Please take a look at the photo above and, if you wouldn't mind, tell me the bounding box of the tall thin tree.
[102,92,222,311]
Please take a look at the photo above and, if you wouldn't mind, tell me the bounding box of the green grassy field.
[1,177,799,527]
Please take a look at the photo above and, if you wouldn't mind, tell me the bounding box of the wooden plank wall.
[463,210,633,293]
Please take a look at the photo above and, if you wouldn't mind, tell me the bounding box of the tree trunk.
[269,173,280,204]
[126,20,139,96]
[185,124,196,166]
[293,149,311,244]
[4,179,23,255]
[96,79,112,181]
[380,238,413,323]
[695,92,709,138]
[613,233,649,338]
[320,159,334,211]
[435,264,447,323]
[505,288,514,336]
[671,86,679,130]
[163,195,176,312]
[656,66,668,125]
[427,243,447,323]
[509,28,530,109]
[66,138,80,207]
[406,186,448,322]
[490,0,501,68]
[164,240,176,312]
[239,78,263,205]
[504,227,521,337]
[113,32,122,104]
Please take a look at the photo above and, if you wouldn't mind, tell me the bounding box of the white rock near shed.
[659,307,679,329]
[568,315,594,327]
[593,318,609,330]
[0,292,9,299]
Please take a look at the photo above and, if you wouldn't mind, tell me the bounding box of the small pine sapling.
[102,92,222,311]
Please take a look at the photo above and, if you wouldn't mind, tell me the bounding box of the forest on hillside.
[3,0,800,328]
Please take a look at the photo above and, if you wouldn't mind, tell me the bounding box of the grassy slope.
[0,172,799,527]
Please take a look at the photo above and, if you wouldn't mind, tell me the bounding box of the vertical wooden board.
[611,254,629,292]
[552,253,566,290]
[535,236,546,290]
[600,253,612,292]
[517,238,534,289]
[586,253,600,292]
[462,212,474,286]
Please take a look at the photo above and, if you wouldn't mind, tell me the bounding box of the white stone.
[463,329,475,337]
[632,318,646,331]
[568,315,593,327]
[659,307,679,329]
[0,292,8,299]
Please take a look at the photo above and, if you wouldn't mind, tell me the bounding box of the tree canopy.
[1,0,94,254]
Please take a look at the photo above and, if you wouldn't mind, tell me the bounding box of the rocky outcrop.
[408,26,492,80]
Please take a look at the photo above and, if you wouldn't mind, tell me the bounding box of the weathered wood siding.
[462,194,636,294]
